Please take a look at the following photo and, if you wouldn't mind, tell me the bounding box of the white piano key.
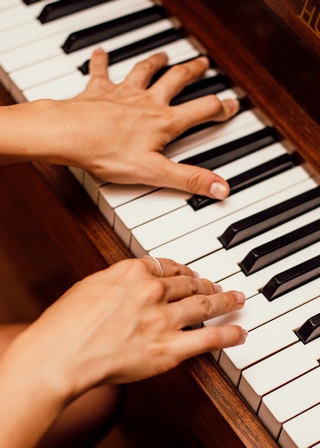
[20,71,86,102]
[239,335,320,413]
[130,165,310,255]
[171,117,268,163]
[10,19,174,93]
[259,368,320,438]
[279,403,320,448]
[99,184,156,226]
[0,0,152,77]
[116,189,189,247]
[150,177,318,263]
[205,278,320,333]
[0,0,51,32]
[82,173,105,204]
[114,142,288,246]
[68,166,84,184]
[188,207,319,284]
[0,0,22,11]
[0,0,151,54]
[217,295,320,386]
[164,109,270,160]
[23,39,199,102]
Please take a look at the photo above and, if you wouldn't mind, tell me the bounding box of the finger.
[124,52,168,89]
[142,256,199,279]
[169,290,245,328]
[89,48,110,79]
[159,276,223,303]
[147,154,230,199]
[150,56,210,103]
[173,95,240,134]
[171,325,247,362]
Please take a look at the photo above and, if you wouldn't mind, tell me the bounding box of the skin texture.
[0,50,239,199]
[0,50,245,447]
[0,258,246,448]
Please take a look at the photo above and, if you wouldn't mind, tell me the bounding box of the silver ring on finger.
[144,255,164,278]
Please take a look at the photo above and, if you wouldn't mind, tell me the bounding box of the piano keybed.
[1,1,319,447]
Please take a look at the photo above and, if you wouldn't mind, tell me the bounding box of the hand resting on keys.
[0,49,239,200]
[0,48,243,447]
[0,257,247,447]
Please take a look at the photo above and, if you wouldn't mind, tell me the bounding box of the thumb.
[154,156,230,199]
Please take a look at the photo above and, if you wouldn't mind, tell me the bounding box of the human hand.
[8,257,246,401]
[44,49,239,199]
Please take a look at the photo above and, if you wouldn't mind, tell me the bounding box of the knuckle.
[185,170,205,193]
[145,278,167,298]
[165,259,181,276]
[199,94,222,115]
[90,75,109,89]
[223,292,237,312]
[135,59,155,72]
[169,64,191,78]
[196,295,214,319]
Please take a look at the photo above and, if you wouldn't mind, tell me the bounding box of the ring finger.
[169,290,245,329]
[143,256,198,279]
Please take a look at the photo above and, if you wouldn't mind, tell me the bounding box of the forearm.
[0,333,69,448]
[0,100,65,165]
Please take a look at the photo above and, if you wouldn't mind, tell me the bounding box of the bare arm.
[0,257,246,448]
[0,50,239,199]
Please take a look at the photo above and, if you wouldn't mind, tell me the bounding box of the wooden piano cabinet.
[161,0,320,175]
[0,81,277,446]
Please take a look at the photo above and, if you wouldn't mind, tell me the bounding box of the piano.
[0,1,319,446]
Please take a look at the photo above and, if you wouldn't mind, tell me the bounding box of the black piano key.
[38,0,111,24]
[220,186,320,249]
[260,255,320,301]
[78,28,182,75]
[296,312,320,344]
[240,219,320,275]
[62,5,167,54]
[169,74,230,106]
[188,153,294,211]
[180,126,277,170]
[23,0,42,4]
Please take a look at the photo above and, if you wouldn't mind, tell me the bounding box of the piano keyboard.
[1,2,319,447]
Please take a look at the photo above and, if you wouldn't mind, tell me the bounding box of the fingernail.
[232,291,246,305]
[242,329,249,343]
[212,282,223,293]
[93,47,105,55]
[225,98,240,115]
[209,182,228,200]
[192,270,200,279]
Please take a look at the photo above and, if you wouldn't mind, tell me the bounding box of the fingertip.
[241,329,249,344]
[231,291,246,306]
[93,47,105,55]
[222,98,240,117]
[195,56,210,69]
[209,181,229,200]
